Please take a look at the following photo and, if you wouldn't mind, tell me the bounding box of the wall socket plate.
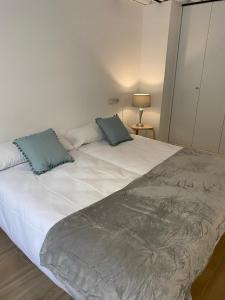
[108,98,120,105]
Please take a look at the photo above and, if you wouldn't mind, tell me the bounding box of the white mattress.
[0,135,181,295]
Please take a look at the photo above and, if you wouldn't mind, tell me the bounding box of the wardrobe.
[169,1,225,153]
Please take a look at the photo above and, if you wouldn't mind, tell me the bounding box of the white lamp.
[132,93,151,127]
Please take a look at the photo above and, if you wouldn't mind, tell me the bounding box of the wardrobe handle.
[195,87,200,90]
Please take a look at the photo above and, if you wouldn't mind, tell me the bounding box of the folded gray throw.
[40,148,225,300]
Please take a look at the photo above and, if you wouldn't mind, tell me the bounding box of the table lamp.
[132,93,151,127]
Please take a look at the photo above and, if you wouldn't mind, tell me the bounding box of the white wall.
[140,1,172,137]
[0,0,142,142]
[124,1,172,137]
[159,1,183,141]
[123,1,183,141]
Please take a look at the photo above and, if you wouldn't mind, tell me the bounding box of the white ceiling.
[133,0,215,5]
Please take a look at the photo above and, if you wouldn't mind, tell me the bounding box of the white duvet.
[0,135,181,295]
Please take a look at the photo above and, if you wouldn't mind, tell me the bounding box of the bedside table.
[131,124,156,140]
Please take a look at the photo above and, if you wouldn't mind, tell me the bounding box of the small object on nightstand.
[131,124,156,140]
[132,94,151,127]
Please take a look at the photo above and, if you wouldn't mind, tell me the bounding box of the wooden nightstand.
[131,124,156,140]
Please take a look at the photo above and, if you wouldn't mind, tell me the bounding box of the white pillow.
[57,135,74,152]
[0,142,27,171]
[125,124,133,134]
[66,122,104,149]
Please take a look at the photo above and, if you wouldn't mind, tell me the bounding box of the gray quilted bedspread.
[40,148,225,300]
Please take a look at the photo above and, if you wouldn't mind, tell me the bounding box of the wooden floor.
[0,230,73,300]
[192,233,225,300]
[1,229,225,300]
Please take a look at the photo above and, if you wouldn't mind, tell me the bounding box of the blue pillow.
[96,115,133,146]
[13,129,74,175]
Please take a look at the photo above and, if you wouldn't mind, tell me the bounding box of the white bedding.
[0,135,181,295]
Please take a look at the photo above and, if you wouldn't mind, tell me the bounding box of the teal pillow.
[13,129,74,175]
[96,115,133,146]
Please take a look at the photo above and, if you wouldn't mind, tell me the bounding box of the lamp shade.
[132,94,151,108]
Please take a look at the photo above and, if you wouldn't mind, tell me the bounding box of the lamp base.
[137,108,144,128]
[136,123,144,127]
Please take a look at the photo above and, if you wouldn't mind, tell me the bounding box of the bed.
[0,136,179,296]
[1,135,225,299]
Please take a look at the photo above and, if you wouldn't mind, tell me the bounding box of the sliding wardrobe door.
[169,4,212,146]
[192,1,225,152]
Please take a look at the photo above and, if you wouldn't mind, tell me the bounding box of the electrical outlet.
[108,98,119,105]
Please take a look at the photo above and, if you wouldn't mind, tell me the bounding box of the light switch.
[108,98,119,105]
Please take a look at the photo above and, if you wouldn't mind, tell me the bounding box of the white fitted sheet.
[0,135,181,295]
